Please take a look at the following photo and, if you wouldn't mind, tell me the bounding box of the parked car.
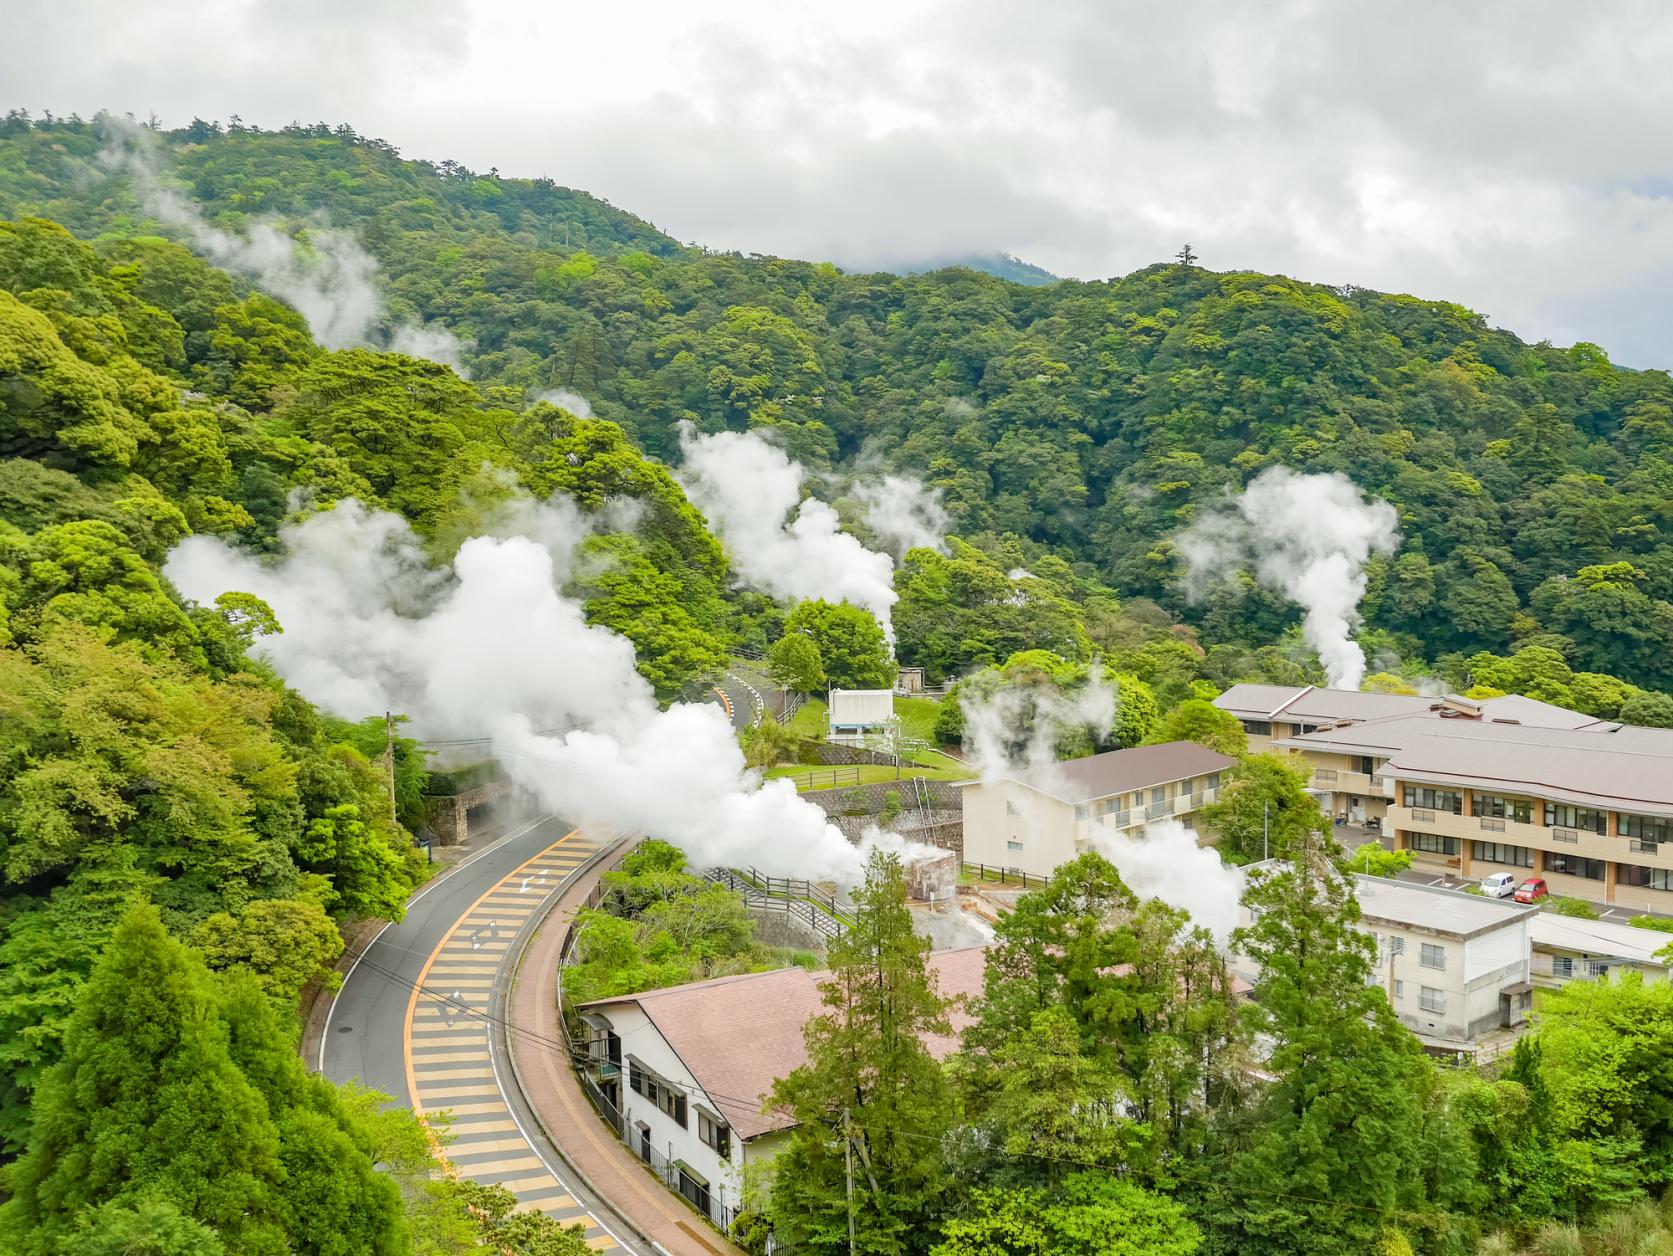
[1480,872,1519,899]
[1513,877,1550,904]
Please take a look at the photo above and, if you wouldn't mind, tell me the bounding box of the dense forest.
[5,109,1673,1254]
[7,112,1673,700]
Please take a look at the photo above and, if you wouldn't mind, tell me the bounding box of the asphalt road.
[321,813,574,1105]
[710,670,763,730]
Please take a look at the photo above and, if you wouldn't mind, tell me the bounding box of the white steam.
[162,497,890,885]
[962,676,1115,794]
[103,126,465,370]
[538,388,595,419]
[677,425,900,642]
[853,475,949,559]
[1178,468,1399,690]
[1089,819,1245,946]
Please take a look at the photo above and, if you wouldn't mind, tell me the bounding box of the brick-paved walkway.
[509,847,747,1256]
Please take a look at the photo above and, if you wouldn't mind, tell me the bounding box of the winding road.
[321,816,642,1250]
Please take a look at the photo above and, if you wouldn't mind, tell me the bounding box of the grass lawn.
[765,760,974,790]
[785,697,827,738]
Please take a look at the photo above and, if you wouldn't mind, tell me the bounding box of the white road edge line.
[317,813,553,1067]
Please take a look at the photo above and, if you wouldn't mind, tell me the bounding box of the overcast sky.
[9,1,1673,366]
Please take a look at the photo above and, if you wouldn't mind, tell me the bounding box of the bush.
[1550,897,1601,920]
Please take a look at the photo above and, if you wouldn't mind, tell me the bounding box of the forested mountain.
[6,112,1672,698]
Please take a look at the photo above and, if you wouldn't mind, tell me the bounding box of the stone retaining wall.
[802,777,963,815]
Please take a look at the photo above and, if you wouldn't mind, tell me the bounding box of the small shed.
[827,688,896,745]
[906,850,958,905]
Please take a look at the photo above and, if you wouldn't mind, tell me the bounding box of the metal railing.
[1314,769,1339,783]
[1411,808,1436,823]
[1552,828,1580,845]
[785,765,863,791]
[1479,818,1506,833]
[961,862,1051,891]
[703,867,854,938]
[1630,839,1660,855]
[577,1069,738,1233]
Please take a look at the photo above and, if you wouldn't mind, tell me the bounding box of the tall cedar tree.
[1,904,290,1253]
[1199,832,1436,1256]
[767,851,956,1256]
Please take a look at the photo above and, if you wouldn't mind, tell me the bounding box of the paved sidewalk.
[509,851,746,1256]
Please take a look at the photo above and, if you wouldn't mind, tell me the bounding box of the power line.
[335,941,1448,1226]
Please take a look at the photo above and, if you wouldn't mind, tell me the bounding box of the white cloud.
[9,1,1673,362]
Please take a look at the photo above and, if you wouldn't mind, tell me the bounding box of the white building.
[1530,914,1672,988]
[1234,870,1535,1051]
[958,741,1236,880]
[826,688,896,746]
[577,950,984,1227]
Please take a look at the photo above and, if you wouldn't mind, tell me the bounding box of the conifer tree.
[1,903,288,1254]
[768,850,956,1255]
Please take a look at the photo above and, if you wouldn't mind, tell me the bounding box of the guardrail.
[961,862,1051,891]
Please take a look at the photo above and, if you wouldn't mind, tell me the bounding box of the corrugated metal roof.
[1214,684,1596,732]
[1531,914,1672,965]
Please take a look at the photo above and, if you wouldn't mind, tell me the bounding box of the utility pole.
[1263,801,1270,862]
[844,1107,857,1256]
[383,711,398,829]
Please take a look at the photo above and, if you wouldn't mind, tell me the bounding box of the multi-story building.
[1234,870,1535,1050]
[1214,684,1598,825]
[958,741,1237,880]
[577,949,984,1228]
[1212,685,1673,910]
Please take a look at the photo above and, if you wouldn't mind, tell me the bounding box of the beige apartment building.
[1214,685,1673,911]
[959,741,1236,880]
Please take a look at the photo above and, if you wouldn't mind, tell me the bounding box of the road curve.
[321,816,638,1248]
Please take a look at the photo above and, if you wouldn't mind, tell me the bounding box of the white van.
[1480,872,1518,899]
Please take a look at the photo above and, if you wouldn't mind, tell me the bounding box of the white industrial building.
[1530,914,1672,987]
[1234,869,1535,1051]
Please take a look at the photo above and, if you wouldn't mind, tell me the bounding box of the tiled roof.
[969,741,1235,805]
[581,948,986,1140]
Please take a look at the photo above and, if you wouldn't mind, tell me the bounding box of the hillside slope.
[7,113,1673,690]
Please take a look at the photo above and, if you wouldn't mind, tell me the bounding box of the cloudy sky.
[9,1,1673,365]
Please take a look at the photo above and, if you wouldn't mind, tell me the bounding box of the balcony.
[1631,838,1660,856]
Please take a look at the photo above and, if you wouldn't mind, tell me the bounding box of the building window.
[1075,804,1088,821]
[1544,803,1606,835]
[677,1166,712,1218]
[1620,814,1672,843]
[1619,865,1673,892]
[1405,786,1462,814]
[1355,755,1375,775]
[1007,840,1024,852]
[1393,979,1404,998]
[1005,801,1021,817]
[1387,936,1406,956]
[698,1110,732,1160]
[631,1061,688,1128]
[1151,785,1168,806]
[1472,841,1533,868]
[1547,853,1606,881]
[1206,772,1222,791]
[1408,832,1459,856]
[1420,943,1446,970]
[1473,794,1533,824]
[1243,719,1272,736]
[1419,986,1445,1013]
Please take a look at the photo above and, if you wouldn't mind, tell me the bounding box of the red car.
[1513,877,1549,904]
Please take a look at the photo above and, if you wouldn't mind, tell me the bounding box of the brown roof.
[581,948,986,1140]
[1007,741,1236,805]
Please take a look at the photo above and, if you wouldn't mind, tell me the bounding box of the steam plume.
[1089,820,1245,945]
[853,475,949,559]
[538,388,595,418]
[102,124,465,369]
[163,497,890,885]
[1178,468,1399,690]
[677,425,899,642]
[961,675,1115,796]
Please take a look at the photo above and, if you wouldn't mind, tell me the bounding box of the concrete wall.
[802,778,963,815]
[961,779,1076,878]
